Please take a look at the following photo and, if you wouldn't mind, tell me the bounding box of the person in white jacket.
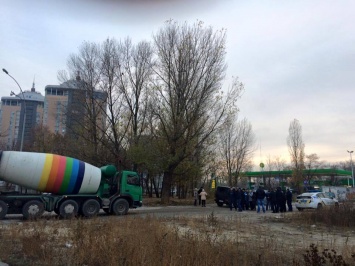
[199,189,207,207]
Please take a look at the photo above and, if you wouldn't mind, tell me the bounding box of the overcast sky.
[1,0,354,166]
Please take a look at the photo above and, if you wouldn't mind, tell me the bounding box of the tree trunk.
[153,177,160,198]
[144,174,152,197]
[161,170,173,204]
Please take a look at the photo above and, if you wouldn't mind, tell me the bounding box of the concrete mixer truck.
[0,151,143,219]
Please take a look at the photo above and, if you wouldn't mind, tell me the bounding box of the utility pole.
[3,68,26,152]
[347,150,354,188]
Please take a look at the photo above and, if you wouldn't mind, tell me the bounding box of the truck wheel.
[112,199,129,215]
[81,199,100,218]
[59,200,78,219]
[0,200,8,220]
[22,200,45,220]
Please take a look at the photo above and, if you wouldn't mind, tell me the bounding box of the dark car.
[215,186,230,207]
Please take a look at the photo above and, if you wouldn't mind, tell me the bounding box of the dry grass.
[0,211,354,266]
[292,202,355,228]
[0,215,287,266]
[1,197,355,265]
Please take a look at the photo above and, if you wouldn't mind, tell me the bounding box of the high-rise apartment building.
[0,75,107,150]
[0,83,44,150]
[44,75,107,137]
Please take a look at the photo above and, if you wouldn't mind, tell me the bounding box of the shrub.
[293,203,355,228]
[297,244,355,266]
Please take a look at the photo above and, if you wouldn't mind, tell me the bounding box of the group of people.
[228,186,293,213]
[228,187,250,212]
[269,187,293,213]
[193,185,293,213]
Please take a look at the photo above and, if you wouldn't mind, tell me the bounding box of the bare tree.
[99,38,155,170]
[204,145,224,185]
[287,119,305,192]
[58,37,155,170]
[99,38,127,166]
[58,40,124,166]
[265,154,276,188]
[219,116,255,186]
[218,118,235,186]
[274,156,287,172]
[152,21,243,203]
[337,161,350,171]
[273,155,288,186]
[328,161,349,185]
[59,41,108,165]
[116,38,154,171]
[233,118,255,184]
[304,153,325,185]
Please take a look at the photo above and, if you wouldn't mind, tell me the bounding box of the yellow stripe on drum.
[38,154,54,191]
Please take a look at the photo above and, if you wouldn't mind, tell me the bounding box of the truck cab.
[98,167,142,215]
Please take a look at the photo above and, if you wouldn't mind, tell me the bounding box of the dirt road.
[131,203,355,251]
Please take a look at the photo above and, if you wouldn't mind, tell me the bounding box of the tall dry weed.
[293,203,355,227]
[0,213,354,265]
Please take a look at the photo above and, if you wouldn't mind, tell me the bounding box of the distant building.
[44,74,107,137]
[0,74,107,151]
[0,82,44,150]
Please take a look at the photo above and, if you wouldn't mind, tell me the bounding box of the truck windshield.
[127,174,140,186]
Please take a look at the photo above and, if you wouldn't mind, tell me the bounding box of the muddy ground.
[132,202,355,256]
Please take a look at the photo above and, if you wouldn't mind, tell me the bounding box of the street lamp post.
[347,150,354,188]
[2,68,26,152]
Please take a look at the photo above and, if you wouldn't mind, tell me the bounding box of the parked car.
[323,191,336,199]
[295,192,339,211]
[215,186,230,207]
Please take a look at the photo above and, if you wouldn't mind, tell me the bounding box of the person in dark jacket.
[243,189,250,210]
[280,190,287,212]
[265,190,271,211]
[229,187,237,211]
[255,186,266,213]
[270,188,277,213]
[251,191,257,210]
[248,190,254,210]
[198,187,203,206]
[235,187,243,212]
[275,187,283,213]
[241,188,246,210]
[286,189,293,212]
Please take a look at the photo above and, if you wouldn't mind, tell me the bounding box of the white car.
[295,192,339,211]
